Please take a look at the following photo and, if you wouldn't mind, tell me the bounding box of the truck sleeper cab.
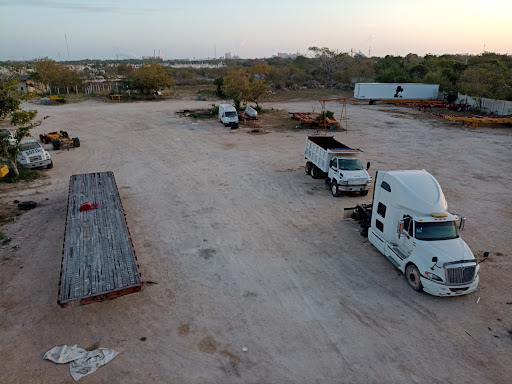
[367,170,481,296]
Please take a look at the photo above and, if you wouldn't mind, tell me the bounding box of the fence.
[454,94,512,115]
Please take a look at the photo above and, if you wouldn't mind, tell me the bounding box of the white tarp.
[43,344,118,381]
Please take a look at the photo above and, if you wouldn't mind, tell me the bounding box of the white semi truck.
[354,83,439,104]
[345,170,488,296]
[305,136,372,197]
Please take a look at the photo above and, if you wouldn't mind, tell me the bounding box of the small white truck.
[346,170,487,296]
[354,83,439,104]
[17,139,53,169]
[305,136,371,197]
[219,104,239,128]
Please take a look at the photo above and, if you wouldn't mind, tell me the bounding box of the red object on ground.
[80,202,99,211]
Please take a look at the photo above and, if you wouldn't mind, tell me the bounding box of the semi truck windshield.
[338,159,363,170]
[415,221,459,241]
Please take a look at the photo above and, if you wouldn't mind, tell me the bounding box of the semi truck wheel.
[405,264,423,292]
[331,182,341,197]
[305,162,312,175]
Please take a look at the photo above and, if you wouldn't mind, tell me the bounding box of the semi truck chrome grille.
[446,264,476,285]
[30,155,42,162]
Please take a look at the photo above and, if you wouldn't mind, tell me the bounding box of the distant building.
[225,52,232,59]
[142,49,163,60]
[276,52,301,59]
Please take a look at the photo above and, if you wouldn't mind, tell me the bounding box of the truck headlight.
[425,271,443,282]
[340,180,348,185]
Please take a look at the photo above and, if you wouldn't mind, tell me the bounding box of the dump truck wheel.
[405,264,423,292]
[305,162,312,175]
[331,182,341,197]
[47,161,53,169]
[311,165,319,179]
[52,140,61,150]
[73,137,80,147]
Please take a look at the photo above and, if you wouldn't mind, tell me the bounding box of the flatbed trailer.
[434,113,512,127]
[58,171,143,307]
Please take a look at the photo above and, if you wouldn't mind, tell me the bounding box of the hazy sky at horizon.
[1,0,511,61]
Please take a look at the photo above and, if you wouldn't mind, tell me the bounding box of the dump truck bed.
[58,171,143,307]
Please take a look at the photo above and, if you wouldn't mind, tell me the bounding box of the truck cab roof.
[381,170,448,215]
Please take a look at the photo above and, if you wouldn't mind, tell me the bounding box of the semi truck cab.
[349,169,486,296]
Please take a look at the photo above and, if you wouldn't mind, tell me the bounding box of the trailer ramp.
[58,172,142,307]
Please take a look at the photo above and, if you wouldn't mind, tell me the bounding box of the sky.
[0,0,511,61]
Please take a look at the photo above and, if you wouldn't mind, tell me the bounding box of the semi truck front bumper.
[21,159,52,168]
[420,275,479,297]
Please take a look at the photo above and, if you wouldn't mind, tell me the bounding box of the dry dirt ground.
[0,98,511,384]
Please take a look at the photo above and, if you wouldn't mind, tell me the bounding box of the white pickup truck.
[346,170,488,296]
[305,136,371,197]
[17,139,53,169]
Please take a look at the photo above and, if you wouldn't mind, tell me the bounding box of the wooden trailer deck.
[58,172,142,307]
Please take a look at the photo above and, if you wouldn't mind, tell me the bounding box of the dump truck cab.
[17,139,53,169]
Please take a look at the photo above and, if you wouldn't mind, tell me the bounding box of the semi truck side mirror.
[366,161,370,170]
[459,217,466,231]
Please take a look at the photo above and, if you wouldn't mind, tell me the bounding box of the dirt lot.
[1,98,511,383]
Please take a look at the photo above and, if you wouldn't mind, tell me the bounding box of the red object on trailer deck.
[79,202,99,211]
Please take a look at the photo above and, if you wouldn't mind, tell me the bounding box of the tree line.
[2,49,511,101]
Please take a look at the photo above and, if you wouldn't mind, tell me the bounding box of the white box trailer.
[345,170,488,296]
[305,136,371,197]
[354,83,439,104]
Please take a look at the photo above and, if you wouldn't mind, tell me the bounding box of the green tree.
[308,46,350,86]
[130,63,174,94]
[248,79,269,107]
[32,58,82,92]
[221,69,250,110]
[0,78,47,177]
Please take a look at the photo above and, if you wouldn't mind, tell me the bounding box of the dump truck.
[345,169,488,296]
[354,83,439,104]
[305,136,371,197]
[17,139,53,169]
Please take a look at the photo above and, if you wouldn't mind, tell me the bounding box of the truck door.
[328,158,338,180]
[399,215,414,256]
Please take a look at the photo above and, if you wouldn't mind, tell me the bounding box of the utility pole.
[65,34,70,60]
